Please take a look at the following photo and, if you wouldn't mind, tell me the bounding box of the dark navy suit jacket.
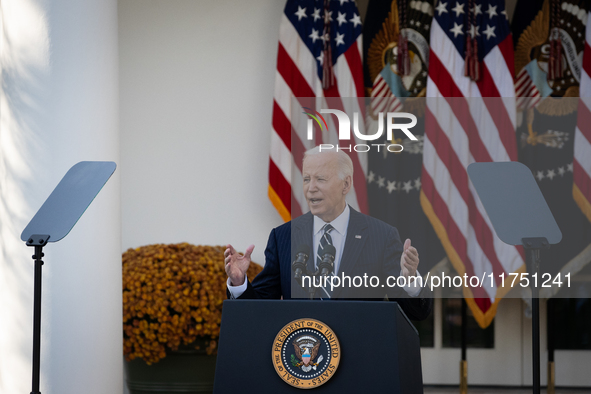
[232,207,432,321]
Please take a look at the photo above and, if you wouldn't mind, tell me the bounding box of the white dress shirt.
[227,204,422,298]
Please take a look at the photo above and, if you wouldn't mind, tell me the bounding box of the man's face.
[302,152,351,222]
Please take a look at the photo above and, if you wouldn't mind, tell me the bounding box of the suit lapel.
[332,207,368,299]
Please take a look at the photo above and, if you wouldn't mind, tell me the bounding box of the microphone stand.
[291,251,318,300]
[308,275,319,300]
[292,250,335,300]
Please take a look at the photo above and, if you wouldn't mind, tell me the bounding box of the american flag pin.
[355,235,361,239]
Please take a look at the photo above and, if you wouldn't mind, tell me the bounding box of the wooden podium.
[214,300,423,393]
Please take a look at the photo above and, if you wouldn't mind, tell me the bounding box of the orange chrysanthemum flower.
[122,243,262,364]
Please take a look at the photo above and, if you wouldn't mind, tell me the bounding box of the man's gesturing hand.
[400,239,419,278]
[224,244,255,287]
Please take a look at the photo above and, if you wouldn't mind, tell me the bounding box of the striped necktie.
[317,224,334,299]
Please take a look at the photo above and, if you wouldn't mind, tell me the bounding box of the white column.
[0,0,121,393]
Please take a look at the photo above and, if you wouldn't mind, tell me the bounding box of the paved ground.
[424,387,591,393]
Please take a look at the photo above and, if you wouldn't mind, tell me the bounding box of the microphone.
[317,244,336,277]
[292,244,311,284]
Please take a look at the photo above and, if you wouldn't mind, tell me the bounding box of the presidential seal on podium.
[271,318,341,389]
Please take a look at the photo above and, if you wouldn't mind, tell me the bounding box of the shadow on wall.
[0,0,52,392]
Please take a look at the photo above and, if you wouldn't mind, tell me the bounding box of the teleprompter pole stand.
[547,298,556,394]
[20,161,117,394]
[467,162,561,394]
[522,237,549,394]
[27,234,50,394]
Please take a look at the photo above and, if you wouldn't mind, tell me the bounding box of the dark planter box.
[125,345,217,393]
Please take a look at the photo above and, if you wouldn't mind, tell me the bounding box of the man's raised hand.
[400,238,419,278]
[224,244,255,286]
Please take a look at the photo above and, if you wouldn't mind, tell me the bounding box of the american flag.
[422,0,524,328]
[574,12,591,225]
[269,0,367,222]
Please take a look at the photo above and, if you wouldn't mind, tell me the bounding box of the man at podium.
[224,146,432,321]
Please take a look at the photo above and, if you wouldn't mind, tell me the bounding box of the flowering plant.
[122,243,262,364]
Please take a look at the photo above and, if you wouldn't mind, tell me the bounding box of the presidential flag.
[574,11,591,225]
[512,0,590,110]
[512,0,591,298]
[422,0,523,328]
[269,0,367,221]
[363,0,434,111]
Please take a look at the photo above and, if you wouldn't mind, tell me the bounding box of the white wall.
[0,0,121,393]
[421,298,526,386]
[119,0,285,266]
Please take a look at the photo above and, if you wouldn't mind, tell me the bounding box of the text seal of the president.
[272,318,341,389]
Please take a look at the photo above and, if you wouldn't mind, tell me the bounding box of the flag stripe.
[343,42,365,99]
[274,71,294,122]
[445,99,494,162]
[515,70,529,89]
[269,159,292,214]
[574,159,591,198]
[576,102,591,148]
[482,98,518,161]
[583,42,591,73]
[574,130,591,181]
[272,101,292,150]
[476,61,502,98]
[277,44,315,98]
[270,130,292,182]
[427,52,464,98]
[483,36,515,97]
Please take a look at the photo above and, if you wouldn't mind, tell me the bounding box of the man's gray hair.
[303,146,354,181]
